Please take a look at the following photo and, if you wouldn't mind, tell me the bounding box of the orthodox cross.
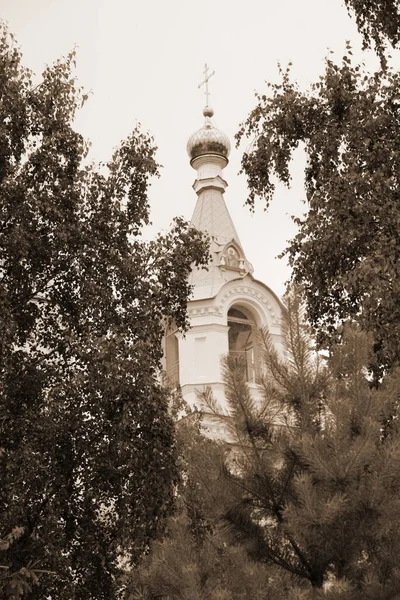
[198,63,215,106]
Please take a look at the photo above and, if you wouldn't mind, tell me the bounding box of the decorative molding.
[183,323,229,334]
[219,239,247,275]
[219,283,280,326]
[193,174,228,194]
[188,302,225,317]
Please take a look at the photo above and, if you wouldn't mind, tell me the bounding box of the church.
[164,73,283,425]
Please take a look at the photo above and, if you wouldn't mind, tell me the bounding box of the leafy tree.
[194,289,400,598]
[237,52,400,375]
[343,0,400,56]
[0,24,208,600]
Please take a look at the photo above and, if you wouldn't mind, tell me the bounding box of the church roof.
[187,106,231,163]
[190,184,240,242]
[187,107,253,300]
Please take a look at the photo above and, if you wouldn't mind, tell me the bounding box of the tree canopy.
[194,291,400,598]
[0,24,209,600]
[218,305,400,597]
[344,0,400,55]
[237,51,400,375]
[127,290,400,599]
[126,413,281,600]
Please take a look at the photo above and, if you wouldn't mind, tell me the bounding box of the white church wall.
[178,322,229,405]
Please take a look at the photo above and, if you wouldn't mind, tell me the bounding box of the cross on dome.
[198,63,215,108]
[187,65,231,164]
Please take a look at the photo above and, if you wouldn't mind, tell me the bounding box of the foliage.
[127,512,284,600]
[343,0,400,56]
[195,288,400,598]
[125,414,284,600]
[237,52,400,375]
[0,24,209,600]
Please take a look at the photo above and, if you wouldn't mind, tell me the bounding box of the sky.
[0,0,391,297]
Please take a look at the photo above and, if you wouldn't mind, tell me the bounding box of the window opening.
[227,306,258,383]
[165,326,179,387]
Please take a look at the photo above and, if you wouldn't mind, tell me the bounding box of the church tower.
[165,75,283,429]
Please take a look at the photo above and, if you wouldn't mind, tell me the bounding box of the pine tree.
[195,288,400,599]
[126,414,283,600]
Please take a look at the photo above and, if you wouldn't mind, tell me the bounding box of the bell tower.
[165,70,283,433]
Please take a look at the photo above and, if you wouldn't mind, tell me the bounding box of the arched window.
[165,326,180,387]
[227,306,259,383]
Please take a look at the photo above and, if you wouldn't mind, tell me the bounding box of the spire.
[187,71,253,300]
[186,100,235,240]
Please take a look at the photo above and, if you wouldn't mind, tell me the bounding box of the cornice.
[184,322,229,334]
[192,175,228,194]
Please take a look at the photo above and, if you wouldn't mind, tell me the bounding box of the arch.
[227,303,260,383]
[165,326,180,387]
[225,297,265,328]
[215,278,283,330]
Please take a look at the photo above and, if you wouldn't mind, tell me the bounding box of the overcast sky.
[0,0,393,296]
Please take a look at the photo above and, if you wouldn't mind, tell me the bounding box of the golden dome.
[187,106,231,162]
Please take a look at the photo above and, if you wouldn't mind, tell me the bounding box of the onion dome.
[187,106,231,163]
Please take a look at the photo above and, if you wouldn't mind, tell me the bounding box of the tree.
[0,24,209,600]
[343,0,400,56]
[125,410,284,600]
[237,52,400,375]
[194,289,400,598]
